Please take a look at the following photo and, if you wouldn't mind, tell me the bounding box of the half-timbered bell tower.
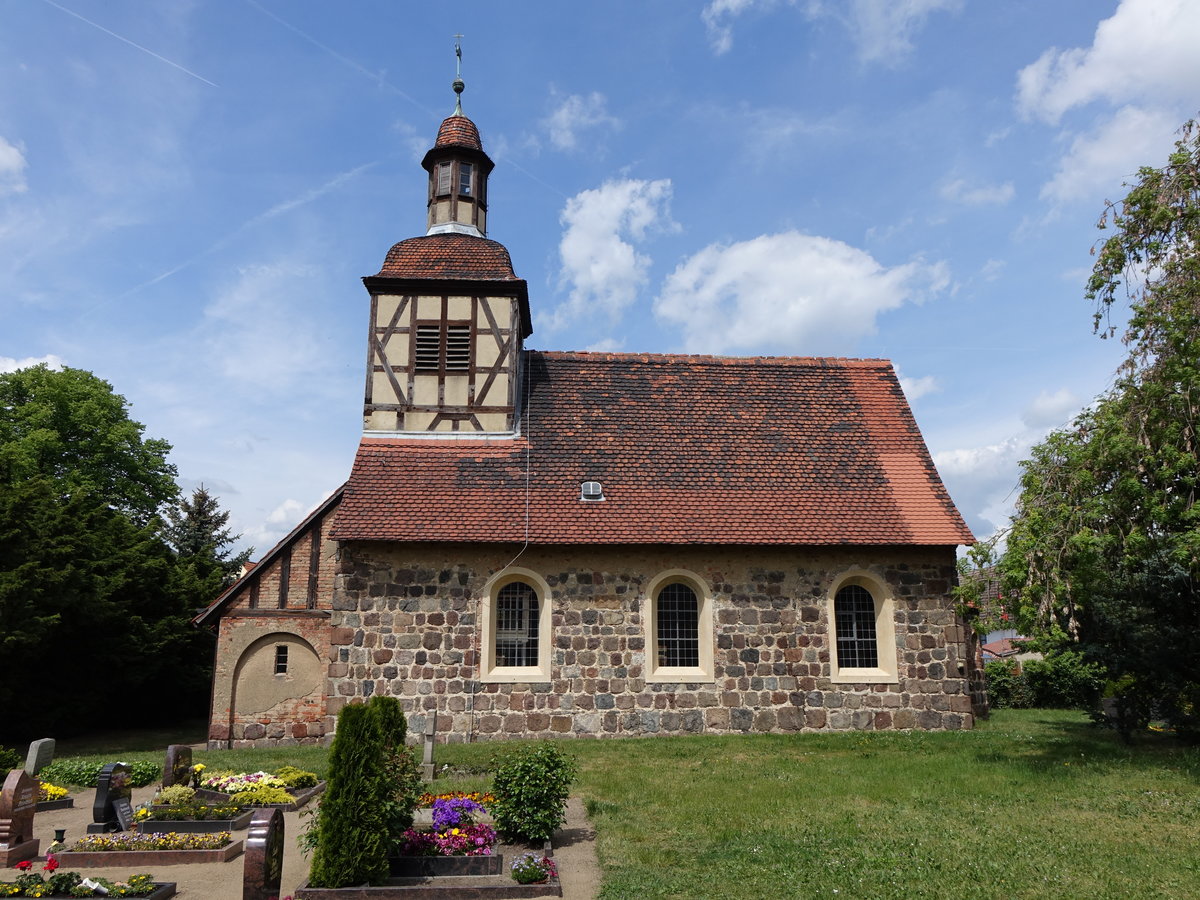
[361,67,532,435]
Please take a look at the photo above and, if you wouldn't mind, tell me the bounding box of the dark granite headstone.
[242,807,284,900]
[24,738,55,777]
[163,744,193,788]
[88,762,132,834]
[0,769,40,865]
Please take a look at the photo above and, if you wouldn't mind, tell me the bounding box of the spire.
[452,34,465,116]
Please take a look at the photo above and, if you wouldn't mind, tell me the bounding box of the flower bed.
[55,832,243,868]
[35,782,74,813]
[137,807,254,833]
[1,857,176,897]
[192,768,324,811]
[391,797,501,878]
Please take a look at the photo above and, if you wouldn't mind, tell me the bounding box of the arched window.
[495,581,539,667]
[645,572,715,683]
[656,583,699,668]
[834,584,878,668]
[827,573,898,684]
[481,570,553,683]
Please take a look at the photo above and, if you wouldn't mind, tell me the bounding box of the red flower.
[43,855,59,873]
[15,860,32,871]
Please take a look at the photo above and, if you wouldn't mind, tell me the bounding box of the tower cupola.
[421,55,494,237]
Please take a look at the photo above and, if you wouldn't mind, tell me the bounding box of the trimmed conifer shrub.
[307,703,390,888]
[368,695,422,838]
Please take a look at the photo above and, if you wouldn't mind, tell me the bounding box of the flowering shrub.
[396,823,497,857]
[418,790,495,808]
[1,855,160,897]
[37,783,69,803]
[430,798,484,830]
[510,852,557,885]
[201,771,287,793]
[70,831,232,852]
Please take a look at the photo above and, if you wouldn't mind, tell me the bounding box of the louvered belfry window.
[414,322,471,373]
[834,584,878,668]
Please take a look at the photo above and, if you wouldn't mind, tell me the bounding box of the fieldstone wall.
[323,542,975,741]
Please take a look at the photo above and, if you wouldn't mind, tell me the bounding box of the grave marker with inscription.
[24,738,55,777]
[242,807,284,900]
[163,744,193,788]
[0,769,40,865]
[88,762,132,834]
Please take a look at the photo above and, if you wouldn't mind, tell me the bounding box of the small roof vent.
[580,481,605,502]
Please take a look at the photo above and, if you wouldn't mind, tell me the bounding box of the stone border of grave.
[292,874,562,899]
[36,796,75,812]
[55,840,245,867]
[194,781,326,811]
[137,808,256,833]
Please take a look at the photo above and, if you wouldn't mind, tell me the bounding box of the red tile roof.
[373,234,520,281]
[331,353,974,547]
[435,114,482,151]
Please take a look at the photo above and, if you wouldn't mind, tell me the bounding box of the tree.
[0,365,178,523]
[0,365,214,740]
[1002,120,1200,739]
[165,485,252,602]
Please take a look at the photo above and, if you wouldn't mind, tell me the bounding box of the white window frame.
[827,569,899,684]
[644,570,715,684]
[480,568,552,683]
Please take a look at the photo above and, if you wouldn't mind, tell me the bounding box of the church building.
[195,72,982,748]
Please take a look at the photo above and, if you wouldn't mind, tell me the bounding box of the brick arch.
[224,629,325,747]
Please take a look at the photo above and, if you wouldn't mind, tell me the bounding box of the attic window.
[437,163,452,196]
[459,162,473,196]
[414,322,472,373]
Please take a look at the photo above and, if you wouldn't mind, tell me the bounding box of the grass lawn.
[42,710,1200,899]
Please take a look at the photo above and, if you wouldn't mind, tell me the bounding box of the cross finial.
[451,34,465,115]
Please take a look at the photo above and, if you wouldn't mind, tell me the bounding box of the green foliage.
[0,366,218,741]
[0,745,21,776]
[165,485,252,600]
[0,365,178,524]
[489,742,576,843]
[154,784,196,805]
[367,696,421,839]
[307,703,391,888]
[231,783,295,805]
[1003,120,1200,739]
[985,651,1105,711]
[39,759,160,789]
[274,765,318,790]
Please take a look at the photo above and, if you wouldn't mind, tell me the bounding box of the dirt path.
[28,787,599,899]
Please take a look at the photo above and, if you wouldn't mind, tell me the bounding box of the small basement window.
[273,645,288,675]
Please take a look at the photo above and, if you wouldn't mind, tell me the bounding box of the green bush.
[0,746,21,777]
[490,742,577,843]
[307,703,390,888]
[275,765,319,790]
[235,784,295,805]
[1024,650,1106,709]
[984,659,1035,709]
[368,696,421,840]
[155,784,196,805]
[39,759,160,788]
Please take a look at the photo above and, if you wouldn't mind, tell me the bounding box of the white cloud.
[898,372,939,402]
[934,435,1032,538]
[655,231,949,354]
[980,259,1006,281]
[1021,387,1080,429]
[842,0,962,66]
[1016,0,1200,124]
[201,262,325,393]
[0,353,65,373]
[546,178,677,332]
[542,91,620,152]
[1039,105,1179,207]
[939,177,1014,207]
[0,137,28,196]
[701,0,780,55]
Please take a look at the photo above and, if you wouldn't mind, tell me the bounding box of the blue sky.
[3,0,1198,554]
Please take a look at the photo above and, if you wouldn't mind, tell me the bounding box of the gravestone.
[163,744,193,788]
[24,738,55,778]
[422,714,437,781]
[0,769,40,865]
[242,807,284,900]
[88,762,132,834]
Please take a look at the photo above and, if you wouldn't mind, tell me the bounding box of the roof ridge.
[530,350,893,367]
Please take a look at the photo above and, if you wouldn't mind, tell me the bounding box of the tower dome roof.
[434,114,482,151]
